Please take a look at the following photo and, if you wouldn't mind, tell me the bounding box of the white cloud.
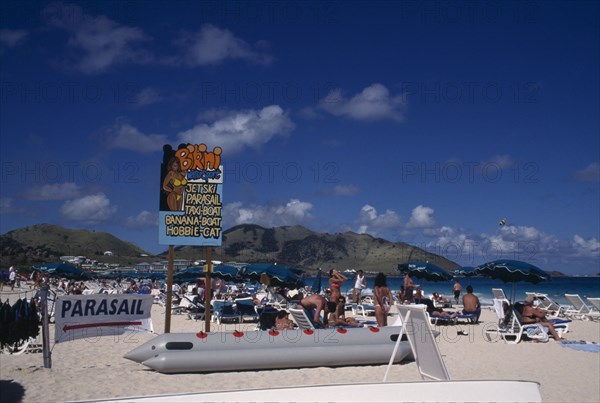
[24,182,81,200]
[223,199,313,227]
[572,235,600,257]
[574,162,600,182]
[60,193,116,223]
[407,205,435,228]
[356,204,402,236]
[45,3,151,73]
[125,210,157,229]
[0,197,23,214]
[333,185,360,196]
[178,105,295,154]
[177,24,272,66]
[134,87,162,107]
[106,121,168,153]
[0,29,28,49]
[319,83,406,121]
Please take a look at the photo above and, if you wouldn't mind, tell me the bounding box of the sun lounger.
[234,298,260,322]
[288,307,321,329]
[485,302,569,344]
[525,292,568,317]
[492,288,508,300]
[211,300,242,325]
[564,294,600,321]
[587,297,600,313]
[351,303,375,317]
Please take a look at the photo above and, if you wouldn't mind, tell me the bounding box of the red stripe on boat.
[337,328,348,334]
[368,326,380,332]
[303,329,314,335]
[196,332,208,339]
[233,331,244,338]
[268,330,279,336]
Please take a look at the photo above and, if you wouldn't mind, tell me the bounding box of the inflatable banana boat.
[124,326,411,374]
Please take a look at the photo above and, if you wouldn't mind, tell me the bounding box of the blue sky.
[1,1,598,274]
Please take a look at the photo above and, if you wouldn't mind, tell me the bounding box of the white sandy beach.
[1,288,599,403]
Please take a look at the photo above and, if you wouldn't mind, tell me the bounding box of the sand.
[1,289,599,403]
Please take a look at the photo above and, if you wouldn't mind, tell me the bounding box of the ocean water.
[307,276,600,306]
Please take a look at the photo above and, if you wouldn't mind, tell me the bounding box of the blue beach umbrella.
[475,259,551,302]
[312,268,323,294]
[240,263,305,288]
[174,264,241,283]
[396,262,453,282]
[452,266,478,277]
[32,262,94,280]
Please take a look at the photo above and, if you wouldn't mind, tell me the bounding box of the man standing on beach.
[353,270,366,303]
[462,285,481,323]
[453,279,462,305]
[9,267,16,291]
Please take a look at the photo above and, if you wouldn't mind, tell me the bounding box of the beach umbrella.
[396,262,453,282]
[173,265,241,283]
[474,259,551,302]
[312,268,323,294]
[32,262,94,280]
[452,266,478,285]
[240,263,305,288]
[452,266,477,277]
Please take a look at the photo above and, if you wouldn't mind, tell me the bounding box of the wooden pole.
[40,281,52,368]
[164,245,175,333]
[204,247,213,333]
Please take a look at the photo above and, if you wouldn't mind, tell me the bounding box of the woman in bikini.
[162,157,186,211]
[522,298,563,341]
[374,272,394,327]
[328,269,349,302]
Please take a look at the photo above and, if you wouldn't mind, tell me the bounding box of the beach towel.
[560,340,600,353]
[525,324,549,342]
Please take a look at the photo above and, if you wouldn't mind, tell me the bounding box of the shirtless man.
[462,285,481,323]
[298,294,330,328]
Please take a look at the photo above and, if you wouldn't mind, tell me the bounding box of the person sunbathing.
[328,297,361,327]
[521,297,563,341]
[423,298,457,319]
[275,310,295,330]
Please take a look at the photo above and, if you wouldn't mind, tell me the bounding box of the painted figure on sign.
[162,157,186,211]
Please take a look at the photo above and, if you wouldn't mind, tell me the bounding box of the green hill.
[164,224,459,275]
[1,224,150,266]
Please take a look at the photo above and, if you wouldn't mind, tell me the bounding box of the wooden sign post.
[164,245,175,333]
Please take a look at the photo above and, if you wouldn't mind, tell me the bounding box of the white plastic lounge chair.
[211,300,242,324]
[524,292,567,317]
[351,303,375,317]
[485,301,569,344]
[288,307,319,329]
[564,294,600,321]
[587,297,600,313]
[492,288,508,300]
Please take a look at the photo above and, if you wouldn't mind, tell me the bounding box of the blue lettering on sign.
[187,169,221,181]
